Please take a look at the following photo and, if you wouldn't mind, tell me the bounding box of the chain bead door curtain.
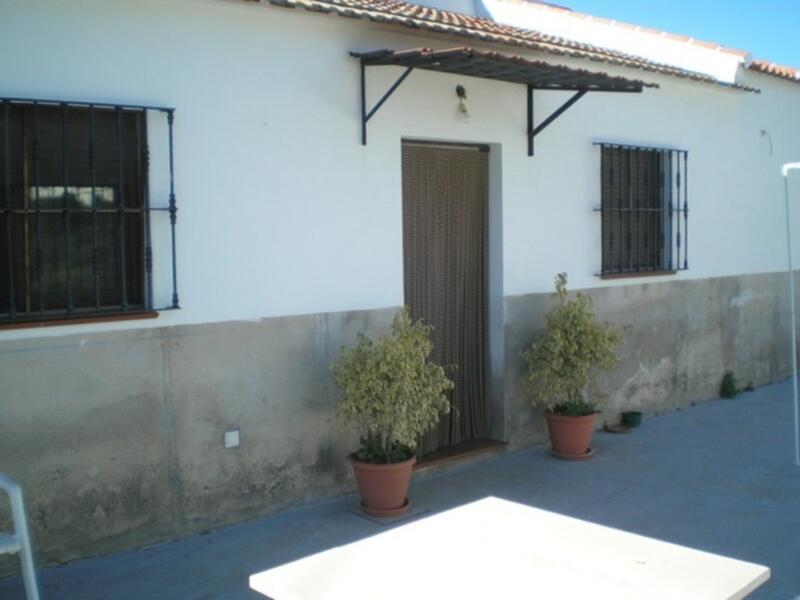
[401,142,488,455]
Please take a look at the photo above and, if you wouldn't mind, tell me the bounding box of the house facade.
[2,0,800,569]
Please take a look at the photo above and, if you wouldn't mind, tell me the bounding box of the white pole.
[782,162,800,466]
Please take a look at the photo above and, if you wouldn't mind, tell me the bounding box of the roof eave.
[244,0,762,92]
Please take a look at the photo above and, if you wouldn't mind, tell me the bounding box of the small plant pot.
[544,412,597,460]
[621,411,643,428]
[350,455,415,517]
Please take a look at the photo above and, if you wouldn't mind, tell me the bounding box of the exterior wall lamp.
[456,84,469,118]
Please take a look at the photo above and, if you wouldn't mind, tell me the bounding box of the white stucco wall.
[1,0,800,341]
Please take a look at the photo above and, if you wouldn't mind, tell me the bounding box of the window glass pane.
[0,103,147,319]
[600,145,679,275]
[0,105,26,315]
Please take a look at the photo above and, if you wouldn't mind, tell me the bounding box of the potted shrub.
[523,273,623,460]
[331,309,453,516]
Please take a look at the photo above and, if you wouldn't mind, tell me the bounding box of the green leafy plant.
[523,273,623,416]
[720,371,739,398]
[331,309,454,464]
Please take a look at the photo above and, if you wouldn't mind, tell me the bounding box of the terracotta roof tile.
[494,0,800,82]
[493,0,750,58]
[748,60,800,84]
[247,0,759,91]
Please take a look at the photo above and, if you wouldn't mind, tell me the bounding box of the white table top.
[250,496,770,600]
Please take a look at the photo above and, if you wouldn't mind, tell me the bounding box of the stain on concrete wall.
[504,272,795,447]
[0,273,794,571]
[0,308,394,573]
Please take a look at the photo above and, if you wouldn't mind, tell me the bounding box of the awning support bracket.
[527,87,588,156]
[360,62,415,145]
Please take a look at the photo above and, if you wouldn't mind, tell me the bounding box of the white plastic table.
[249,497,770,600]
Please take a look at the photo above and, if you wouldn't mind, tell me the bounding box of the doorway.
[401,141,489,455]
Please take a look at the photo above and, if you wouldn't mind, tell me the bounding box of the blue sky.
[558,0,800,66]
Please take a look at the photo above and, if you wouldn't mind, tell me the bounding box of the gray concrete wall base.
[0,271,794,572]
[503,271,796,448]
[0,308,396,574]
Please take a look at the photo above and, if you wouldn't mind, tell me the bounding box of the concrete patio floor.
[3,380,800,599]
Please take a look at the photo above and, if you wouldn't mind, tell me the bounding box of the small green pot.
[621,411,643,428]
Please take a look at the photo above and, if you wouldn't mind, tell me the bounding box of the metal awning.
[351,47,659,155]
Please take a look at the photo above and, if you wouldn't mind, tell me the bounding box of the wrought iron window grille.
[595,142,689,277]
[0,97,178,325]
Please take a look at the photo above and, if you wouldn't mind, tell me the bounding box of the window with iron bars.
[597,143,689,277]
[0,98,178,325]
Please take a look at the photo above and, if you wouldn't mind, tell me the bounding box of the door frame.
[400,137,506,444]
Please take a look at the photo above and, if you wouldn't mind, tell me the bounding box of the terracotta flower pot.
[350,455,416,517]
[545,412,597,460]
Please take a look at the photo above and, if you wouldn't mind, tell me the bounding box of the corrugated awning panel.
[352,47,659,92]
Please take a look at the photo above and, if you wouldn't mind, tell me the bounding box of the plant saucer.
[550,448,594,461]
[360,498,412,518]
[604,424,631,434]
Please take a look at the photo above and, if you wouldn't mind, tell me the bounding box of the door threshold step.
[414,439,508,475]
